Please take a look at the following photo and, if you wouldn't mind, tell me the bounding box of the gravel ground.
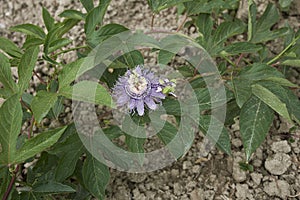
[1,0,300,199]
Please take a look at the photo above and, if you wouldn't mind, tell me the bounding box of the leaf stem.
[2,165,20,200]
[176,13,188,32]
[267,35,300,65]
[151,13,155,30]
[52,45,89,57]
[28,115,35,139]
[33,71,47,85]
[235,54,244,66]
[222,55,237,67]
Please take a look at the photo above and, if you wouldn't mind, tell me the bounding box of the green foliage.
[82,153,110,200]
[59,80,113,107]
[17,46,39,93]
[0,0,299,199]
[0,37,23,58]
[240,96,274,161]
[248,4,289,43]
[31,91,58,123]
[0,53,18,96]
[0,95,22,164]
[148,0,192,13]
[10,24,46,39]
[14,127,67,164]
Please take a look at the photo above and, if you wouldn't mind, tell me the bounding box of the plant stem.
[176,13,188,32]
[222,55,237,68]
[52,45,88,57]
[2,165,20,200]
[33,71,47,85]
[151,13,155,30]
[267,35,300,65]
[235,54,244,66]
[28,115,35,139]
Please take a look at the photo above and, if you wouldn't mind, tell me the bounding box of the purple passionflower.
[112,65,166,116]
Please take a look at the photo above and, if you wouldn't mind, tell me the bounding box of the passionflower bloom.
[112,65,174,116]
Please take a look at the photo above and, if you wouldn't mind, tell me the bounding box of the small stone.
[235,184,249,200]
[271,141,291,153]
[204,190,215,200]
[0,23,6,29]
[190,189,201,200]
[232,156,247,182]
[250,173,263,186]
[171,169,179,177]
[263,180,290,198]
[128,173,147,183]
[232,138,242,148]
[183,161,192,170]
[265,153,291,175]
[192,165,200,173]
[173,183,183,195]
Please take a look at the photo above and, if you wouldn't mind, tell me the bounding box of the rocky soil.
[1,0,300,199]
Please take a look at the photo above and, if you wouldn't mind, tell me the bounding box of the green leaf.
[210,20,245,55]
[156,121,178,145]
[84,2,111,37]
[23,37,44,49]
[199,115,231,155]
[10,24,45,39]
[256,81,300,120]
[125,135,145,153]
[0,37,23,58]
[56,19,80,38]
[48,38,72,53]
[0,95,22,165]
[48,96,65,120]
[42,7,55,31]
[162,98,181,116]
[59,9,86,20]
[82,153,110,200]
[282,59,300,67]
[122,114,147,139]
[233,63,284,107]
[33,182,75,193]
[250,4,289,43]
[158,50,174,65]
[195,87,232,111]
[103,126,124,140]
[252,84,292,122]
[87,23,129,47]
[13,127,67,164]
[147,0,192,12]
[31,91,58,123]
[109,50,144,68]
[18,46,39,92]
[247,1,257,42]
[262,77,299,88]
[54,133,84,182]
[0,53,18,94]
[59,81,113,107]
[240,95,274,161]
[195,14,213,44]
[80,0,94,12]
[184,0,238,15]
[0,167,12,198]
[222,42,262,55]
[58,59,86,90]
[279,0,292,10]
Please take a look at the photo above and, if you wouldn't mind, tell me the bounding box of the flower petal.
[151,89,166,99]
[117,94,130,106]
[136,100,145,116]
[145,97,157,110]
[129,99,137,110]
